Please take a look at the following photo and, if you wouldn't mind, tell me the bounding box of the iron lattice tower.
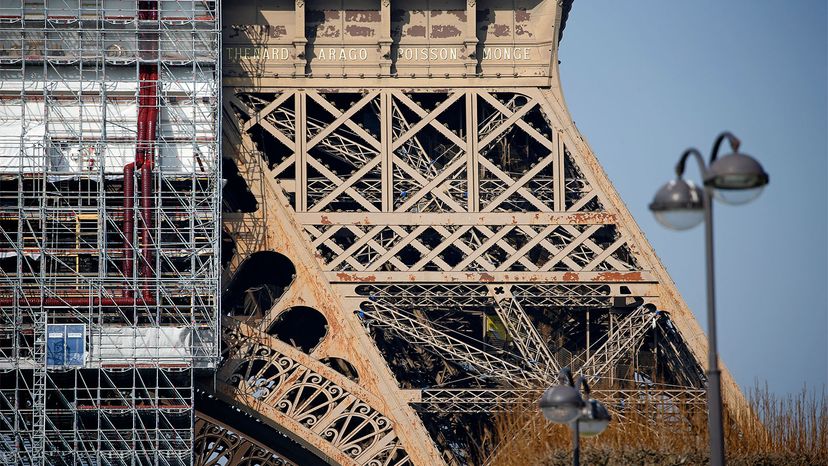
[0,0,749,465]
[210,1,749,465]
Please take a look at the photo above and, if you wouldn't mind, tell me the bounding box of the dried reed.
[485,382,827,466]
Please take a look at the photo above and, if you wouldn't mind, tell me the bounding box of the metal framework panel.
[0,0,222,463]
[211,1,749,464]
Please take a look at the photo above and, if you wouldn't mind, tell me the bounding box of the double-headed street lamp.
[539,368,611,466]
[648,131,769,466]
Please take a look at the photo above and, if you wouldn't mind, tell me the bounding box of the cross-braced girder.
[217,83,717,465]
[575,303,661,382]
[360,301,542,387]
[488,286,560,377]
[410,387,708,418]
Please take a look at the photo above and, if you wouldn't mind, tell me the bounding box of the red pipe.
[146,66,158,151]
[140,162,153,302]
[133,0,159,304]
[123,163,135,297]
[138,64,158,304]
[136,68,148,168]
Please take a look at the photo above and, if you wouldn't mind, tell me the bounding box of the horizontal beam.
[403,387,708,413]
[223,76,556,89]
[327,271,656,284]
[295,212,617,226]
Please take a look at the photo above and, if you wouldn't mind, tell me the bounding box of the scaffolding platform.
[0,0,220,464]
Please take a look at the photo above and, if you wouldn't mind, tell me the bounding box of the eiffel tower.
[206,1,747,464]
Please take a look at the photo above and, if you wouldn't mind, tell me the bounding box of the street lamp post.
[539,368,611,466]
[648,131,769,466]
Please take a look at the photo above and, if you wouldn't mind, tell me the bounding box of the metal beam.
[360,302,543,386]
[327,271,657,283]
[576,304,659,382]
[406,387,708,415]
[488,286,560,377]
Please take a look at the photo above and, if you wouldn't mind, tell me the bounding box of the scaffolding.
[0,0,220,464]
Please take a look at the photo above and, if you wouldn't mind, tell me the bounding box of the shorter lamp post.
[539,368,611,466]
[648,131,769,466]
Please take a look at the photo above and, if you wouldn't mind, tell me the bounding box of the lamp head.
[539,385,584,424]
[648,178,705,230]
[705,151,769,205]
[578,399,611,437]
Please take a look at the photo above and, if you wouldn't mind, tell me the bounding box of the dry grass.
[486,383,827,466]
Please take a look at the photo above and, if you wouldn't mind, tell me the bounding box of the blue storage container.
[46,324,86,367]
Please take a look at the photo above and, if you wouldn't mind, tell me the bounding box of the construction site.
[0,0,220,463]
[0,0,748,465]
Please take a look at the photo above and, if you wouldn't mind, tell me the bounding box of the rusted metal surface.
[215,320,415,466]
[219,95,447,464]
[195,413,300,466]
[407,387,708,417]
[325,271,656,283]
[216,0,749,464]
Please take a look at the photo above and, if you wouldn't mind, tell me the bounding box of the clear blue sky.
[558,0,827,396]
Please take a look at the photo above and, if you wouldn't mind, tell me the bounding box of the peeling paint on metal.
[220,16,749,453]
[319,25,340,38]
[431,25,461,38]
[491,24,511,37]
[595,271,644,282]
[270,25,288,38]
[515,25,533,37]
[447,10,467,21]
[571,212,615,224]
[336,272,377,282]
[345,25,375,37]
[515,10,531,22]
[345,11,380,22]
[406,25,427,37]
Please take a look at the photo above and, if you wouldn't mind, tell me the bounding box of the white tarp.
[0,68,216,98]
[0,96,215,176]
[0,103,46,173]
[90,326,193,363]
[0,251,41,259]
